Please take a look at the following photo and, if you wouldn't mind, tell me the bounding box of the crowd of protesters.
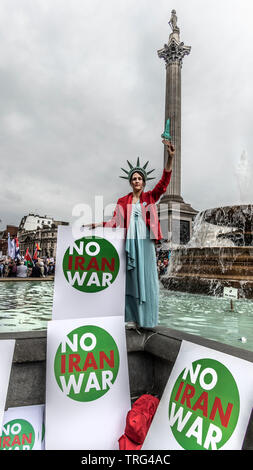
[0,256,55,278]
[1,250,170,279]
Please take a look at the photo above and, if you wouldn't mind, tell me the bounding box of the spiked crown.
[119,157,155,182]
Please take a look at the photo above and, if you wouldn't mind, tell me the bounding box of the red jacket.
[103,169,172,241]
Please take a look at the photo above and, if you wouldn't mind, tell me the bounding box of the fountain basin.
[162,246,253,298]
[162,204,253,298]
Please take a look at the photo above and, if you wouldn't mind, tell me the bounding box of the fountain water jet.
[235,150,252,204]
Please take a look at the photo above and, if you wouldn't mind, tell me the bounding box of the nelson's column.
[158,10,198,245]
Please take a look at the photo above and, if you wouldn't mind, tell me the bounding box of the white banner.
[0,340,15,436]
[143,341,253,450]
[1,405,45,450]
[45,315,130,449]
[52,226,126,320]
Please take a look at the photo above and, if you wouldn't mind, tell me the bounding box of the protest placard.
[143,341,253,450]
[52,226,126,320]
[45,315,130,449]
[0,341,15,436]
[1,405,45,450]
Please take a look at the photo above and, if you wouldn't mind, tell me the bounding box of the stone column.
[157,11,198,245]
[158,14,191,200]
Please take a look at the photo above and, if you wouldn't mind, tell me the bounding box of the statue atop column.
[169,9,180,33]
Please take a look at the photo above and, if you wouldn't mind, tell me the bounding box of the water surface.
[1,281,253,353]
[159,286,253,351]
[0,281,54,332]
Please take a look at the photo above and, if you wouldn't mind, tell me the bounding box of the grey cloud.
[0,0,253,230]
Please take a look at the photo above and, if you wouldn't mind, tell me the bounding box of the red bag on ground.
[118,394,160,450]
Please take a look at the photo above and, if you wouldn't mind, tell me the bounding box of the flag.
[7,233,15,259]
[33,248,38,260]
[36,242,41,251]
[14,237,20,260]
[24,248,33,267]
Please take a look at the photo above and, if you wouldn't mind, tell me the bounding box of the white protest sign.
[142,340,253,450]
[45,315,130,449]
[0,340,15,436]
[52,226,126,320]
[1,405,45,450]
[223,287,238,299]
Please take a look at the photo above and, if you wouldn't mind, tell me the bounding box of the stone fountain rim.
[200,204,253,216]
[198,204,253,228]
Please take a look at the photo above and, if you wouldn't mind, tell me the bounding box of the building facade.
[19,214,54,232]
[18,214,69,259]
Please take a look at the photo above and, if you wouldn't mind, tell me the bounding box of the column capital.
[158,38,191,67]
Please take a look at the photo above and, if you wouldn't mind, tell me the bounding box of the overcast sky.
[0,0,253,230]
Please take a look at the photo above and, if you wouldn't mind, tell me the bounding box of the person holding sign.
[91,123,175,329]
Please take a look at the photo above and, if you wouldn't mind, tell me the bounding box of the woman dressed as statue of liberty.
[91,122,175,330]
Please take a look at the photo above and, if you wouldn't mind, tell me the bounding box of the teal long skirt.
[125,201,159,328]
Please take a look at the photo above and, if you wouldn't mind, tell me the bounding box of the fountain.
[161,152,253,299]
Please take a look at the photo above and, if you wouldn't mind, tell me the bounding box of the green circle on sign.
[0,419,35,450]
[168,358,240,450]
[54,325,120,402]
[62,236,120,293]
